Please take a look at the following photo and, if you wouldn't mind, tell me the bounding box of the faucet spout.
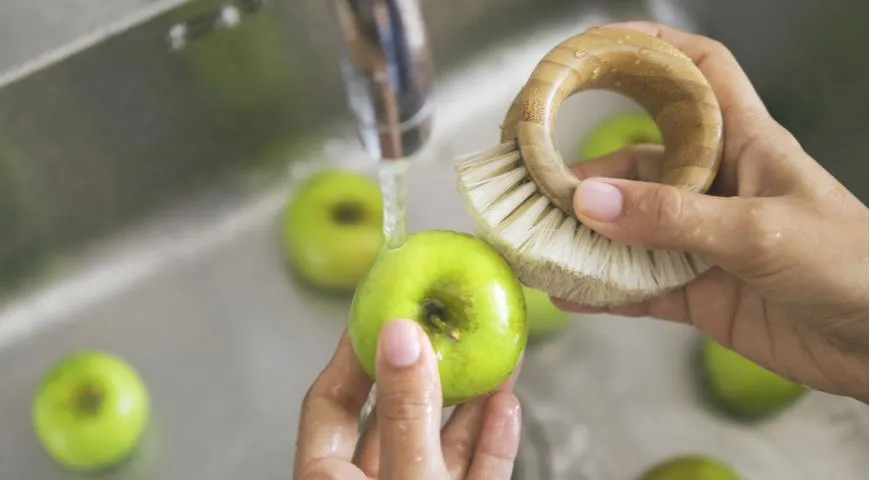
[330,0,434,161]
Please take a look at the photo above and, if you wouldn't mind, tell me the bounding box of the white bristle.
[497,195,551,244]
[470,167,530,212]
[454,143,710,307]
[455,141,518,164]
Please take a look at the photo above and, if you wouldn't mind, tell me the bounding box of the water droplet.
[634,59,641,65]
[573,50,587,58]
[616,39,624,44]
[591,66,601,79]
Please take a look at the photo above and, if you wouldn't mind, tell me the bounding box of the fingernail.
[380,319,421,368]
[575,179,623,221]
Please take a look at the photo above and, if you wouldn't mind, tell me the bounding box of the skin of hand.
[293,319,523,480]
[557,21,869,403]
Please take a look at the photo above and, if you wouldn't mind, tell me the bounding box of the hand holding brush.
[546,22,868,403]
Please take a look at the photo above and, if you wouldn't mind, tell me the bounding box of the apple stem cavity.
[332,201,365,225]
[75,383,104,415]
[422,299,462,342]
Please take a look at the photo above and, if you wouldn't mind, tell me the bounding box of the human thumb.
[572,177,761,261]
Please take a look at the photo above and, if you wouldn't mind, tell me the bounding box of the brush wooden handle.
[500,26,724,215]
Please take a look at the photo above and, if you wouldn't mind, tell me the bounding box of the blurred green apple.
[281,169,383,293]
[700,337,806,420]
[32,350,150,471]
[349,230,527,405]
[640,455,741,480]
[523,285,569,337]
[580,112,662,161]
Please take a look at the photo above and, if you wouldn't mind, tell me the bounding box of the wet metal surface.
[0,0,867,478]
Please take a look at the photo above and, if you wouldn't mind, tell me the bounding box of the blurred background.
[0,0,866,478]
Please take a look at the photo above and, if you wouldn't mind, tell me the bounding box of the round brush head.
[454,26,724,307]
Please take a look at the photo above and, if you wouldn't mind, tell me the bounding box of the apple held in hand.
[281,169,383,293]
[32,350,150,471]
[699,337,806,420]
[523,285,569,337]
[579,112,662,161]
[640,454,741,480]
[349,230,527,406]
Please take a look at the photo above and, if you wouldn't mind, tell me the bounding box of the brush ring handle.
[500,26,724,216]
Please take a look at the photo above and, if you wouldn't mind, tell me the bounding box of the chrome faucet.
[329,0,434,161]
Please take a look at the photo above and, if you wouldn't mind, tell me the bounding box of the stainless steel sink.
[0,0,866,479]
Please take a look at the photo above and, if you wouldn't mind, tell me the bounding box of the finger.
[376,319,445,478]
[570,144,664,182]
[352,410,380,477]
[571,176,791,267]
[465,392,522,480]
[293,332,373,477]
[440,359,523,478]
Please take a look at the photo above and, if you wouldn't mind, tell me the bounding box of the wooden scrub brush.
[455,26,724,307]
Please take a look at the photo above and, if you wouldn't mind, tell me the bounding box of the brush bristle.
[455,141,710,307]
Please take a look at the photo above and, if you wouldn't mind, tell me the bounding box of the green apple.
[579,112,662,161]
[699,337,806,420]
[348,230,527,405]
[640,455,741,480]
[523,285,569,337]
[32,350,150,471]
[281,169,384,293]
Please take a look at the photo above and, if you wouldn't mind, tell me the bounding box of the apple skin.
[32,350,150,472]
[348,230,528,406]
[281,169,384,293]
[640,455,741,480]
[699,337,806,420]
[580,113,662,161]
[523,285,569,337]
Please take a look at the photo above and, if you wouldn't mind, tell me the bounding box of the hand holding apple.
[348,230,527,406]
[294,327,522,479]
[32,350,150,471]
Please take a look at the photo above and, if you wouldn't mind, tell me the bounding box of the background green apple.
[523,285,569,337]
[281,169,383,293]
[32,350,150,471]
[579,112,662,161]
[699,337,807,420]
[640,454,741,480]
[348,230,527,406]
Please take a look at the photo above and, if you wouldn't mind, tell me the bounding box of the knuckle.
[301,379,353,417]
[644,185,688,228]
[377,389,432,423]
[704,38,734,61]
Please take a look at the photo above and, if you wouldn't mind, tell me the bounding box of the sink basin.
[0,0,866,479]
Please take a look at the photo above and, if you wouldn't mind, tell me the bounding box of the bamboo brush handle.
[500,26,724,215]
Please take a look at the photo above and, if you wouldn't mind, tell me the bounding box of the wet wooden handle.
[500,26,724,215]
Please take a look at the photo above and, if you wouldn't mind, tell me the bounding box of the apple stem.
[422,299,462,342]
[430,317,461,342]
